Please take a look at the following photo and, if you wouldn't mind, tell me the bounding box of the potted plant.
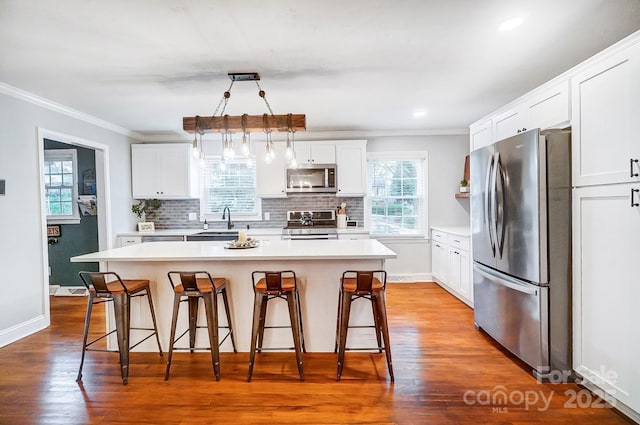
[131,199,161,231]
[459,179,469,193]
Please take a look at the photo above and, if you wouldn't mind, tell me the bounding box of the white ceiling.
[1,0,640,139]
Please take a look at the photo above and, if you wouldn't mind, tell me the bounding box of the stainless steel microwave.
[286,164,337,193]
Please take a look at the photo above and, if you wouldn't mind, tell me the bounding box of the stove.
[282,210,338,240]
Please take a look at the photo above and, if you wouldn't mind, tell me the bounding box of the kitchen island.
[71,239,397,352]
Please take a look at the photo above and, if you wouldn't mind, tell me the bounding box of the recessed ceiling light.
[413,110,428,118]
[499,17,524,32]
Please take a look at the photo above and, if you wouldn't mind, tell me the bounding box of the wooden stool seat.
[255,276,297,292]
[77,272,163,385]
[335,270,394,382]
[173,277,227,293]
[87,278,150,295]
[341,277,384,292]
[165,271,236,381]
[247,270,305,382]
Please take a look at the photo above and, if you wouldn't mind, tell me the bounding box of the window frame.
[199,155,262,222]
[366,151,429,238]
[44,149,81,224]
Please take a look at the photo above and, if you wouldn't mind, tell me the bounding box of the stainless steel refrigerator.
[470,128,571,379]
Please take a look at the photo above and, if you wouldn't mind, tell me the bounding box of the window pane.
[49,203,62,215]
[201,158,257,217]
[62,161,73,173]
[62,173,73,186]
[61,202,73,215]
[367,156,424,235]
[60,188,73,201]
[50,174,62,185]
[49,161,61,173]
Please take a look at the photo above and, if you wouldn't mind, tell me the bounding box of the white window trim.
[199,155,263,222]
[366,151,429,237]
[44,149,81,224]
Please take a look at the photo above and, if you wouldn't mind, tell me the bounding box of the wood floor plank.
[0,283,633,424]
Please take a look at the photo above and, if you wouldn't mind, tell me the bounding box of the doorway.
[38,129,111,300]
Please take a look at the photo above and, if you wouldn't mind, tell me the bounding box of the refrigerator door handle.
[490,152,500,258]
[485,154,496,255]
[495,153,506,257]
[474,264,539,296]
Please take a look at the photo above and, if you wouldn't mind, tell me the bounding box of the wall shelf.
[455,192,470,199]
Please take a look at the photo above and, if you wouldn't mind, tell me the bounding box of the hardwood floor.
[0,283,633,424]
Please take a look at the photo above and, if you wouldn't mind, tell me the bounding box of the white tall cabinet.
[573,184,640,413]
[571,40,640,418]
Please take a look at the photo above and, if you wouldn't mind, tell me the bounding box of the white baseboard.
[0,314,49,349]
[387,273,433,283]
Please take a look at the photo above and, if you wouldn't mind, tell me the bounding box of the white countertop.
[117,227,369,237]
[71,239,395,262]
[430,225,471,237]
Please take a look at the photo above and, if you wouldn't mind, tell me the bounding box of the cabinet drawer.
[118,236,142,247]
[448,234,469,251]
[431,230,447,243]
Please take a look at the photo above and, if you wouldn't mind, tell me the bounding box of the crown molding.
[140,127,469,142]
[0,81,144,140]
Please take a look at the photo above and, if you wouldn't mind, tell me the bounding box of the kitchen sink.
[186,231,238,241]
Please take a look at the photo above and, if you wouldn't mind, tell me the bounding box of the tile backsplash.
[150,197,364,230]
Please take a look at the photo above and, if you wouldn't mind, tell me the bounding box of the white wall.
[367,134,470,281]
[0,89,136,347]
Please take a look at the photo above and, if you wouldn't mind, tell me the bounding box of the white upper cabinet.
[525,81,570,131]
[490,81,571,145]
[294,141,336,164]
[131,143,198,199]
[471,80,571,150]
[470,120,493,151]
[572,43,640,187]
[255,141,287,198]
[493,106,526,142]
[335,141,367,196]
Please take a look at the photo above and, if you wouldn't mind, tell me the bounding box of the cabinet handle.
[453,239,460,243]
[632,188,640,207]
[631,158,639,178]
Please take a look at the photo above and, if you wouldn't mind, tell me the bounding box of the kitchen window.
[366,152,427,236]
[200,157,262,221]
[44,149,80,224]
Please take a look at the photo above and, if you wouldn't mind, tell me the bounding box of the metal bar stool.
[77,271,163,385]
[247,270,305,382]
[335,270,394,381]
[165,271,236,381]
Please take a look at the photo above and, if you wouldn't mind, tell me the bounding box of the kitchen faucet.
[222,206,234,230]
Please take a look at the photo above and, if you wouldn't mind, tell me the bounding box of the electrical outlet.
[264,212,270,220]
[188,212,197,221]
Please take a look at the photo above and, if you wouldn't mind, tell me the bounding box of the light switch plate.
[188,212,197,221]
[264,212,270,220]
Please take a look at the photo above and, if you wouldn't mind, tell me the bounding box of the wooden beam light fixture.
[183,72,306,165]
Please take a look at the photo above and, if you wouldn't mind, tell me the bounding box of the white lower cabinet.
[431,228,472,306]
[118,236,142,247]
[573,183,640,415]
